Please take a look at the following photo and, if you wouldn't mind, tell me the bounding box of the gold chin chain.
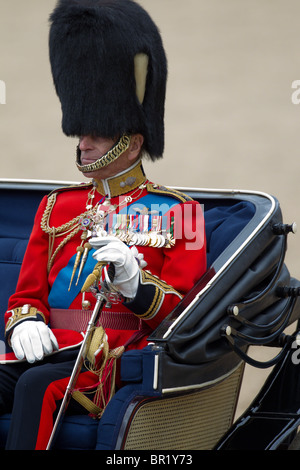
[76,134,131,173]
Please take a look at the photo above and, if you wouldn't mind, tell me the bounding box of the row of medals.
[81,204,175,249]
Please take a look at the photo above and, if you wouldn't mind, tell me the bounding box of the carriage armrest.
[120,345,155,384]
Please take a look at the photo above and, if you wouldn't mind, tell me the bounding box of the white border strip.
[153,353,159,390]
[161,361,243,394]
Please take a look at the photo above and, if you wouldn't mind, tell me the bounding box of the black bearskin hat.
[49,0,167,160]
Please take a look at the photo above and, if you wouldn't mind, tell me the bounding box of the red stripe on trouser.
[35,370,97,450]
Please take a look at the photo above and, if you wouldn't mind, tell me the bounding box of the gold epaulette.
[47,182,93,198]
[146,183,194,203]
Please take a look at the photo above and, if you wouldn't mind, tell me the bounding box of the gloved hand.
[11,321,59,364]
[90,237,146,299]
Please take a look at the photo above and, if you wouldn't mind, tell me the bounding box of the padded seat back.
[0,187,48,337]
[204,201,255,266]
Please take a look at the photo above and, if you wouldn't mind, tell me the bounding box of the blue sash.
[48,249,96,309]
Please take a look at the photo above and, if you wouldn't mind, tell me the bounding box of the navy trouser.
[0,349,85,449]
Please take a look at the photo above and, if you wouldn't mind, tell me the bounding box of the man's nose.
[79,136,93,151]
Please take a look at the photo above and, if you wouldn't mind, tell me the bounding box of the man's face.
[78,135,128,180]
[78,134,143,181]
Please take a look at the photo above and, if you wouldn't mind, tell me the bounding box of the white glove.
[11,321,59,364]
[91,238,146,299]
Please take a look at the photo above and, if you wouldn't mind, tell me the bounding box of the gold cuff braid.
[5,304,46,337]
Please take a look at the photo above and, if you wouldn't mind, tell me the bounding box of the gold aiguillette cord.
[68,245,84,291]
[76,242,92,286]
[68,231,90,291]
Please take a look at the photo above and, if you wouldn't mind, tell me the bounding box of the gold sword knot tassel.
[81,261,106,293]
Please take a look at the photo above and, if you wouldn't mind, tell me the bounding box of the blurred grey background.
[1,0,300,419]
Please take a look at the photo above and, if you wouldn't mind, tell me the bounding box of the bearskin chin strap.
[76,134,131,173]
[71,326,124,418]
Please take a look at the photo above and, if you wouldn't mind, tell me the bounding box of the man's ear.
[128,134,144,161]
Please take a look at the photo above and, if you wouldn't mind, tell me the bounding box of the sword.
[46,261,114,450]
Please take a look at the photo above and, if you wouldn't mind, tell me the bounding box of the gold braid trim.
[146,183,194,203]
[47,226,82,273]
[139,286,164,320]
[40,192,98,272]
[141,270,183,297]
[41,193,98,236]
[136,271,183,321]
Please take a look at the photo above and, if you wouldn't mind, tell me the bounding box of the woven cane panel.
[123,364,243,450]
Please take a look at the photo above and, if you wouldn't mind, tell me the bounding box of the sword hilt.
[81,261,115,293]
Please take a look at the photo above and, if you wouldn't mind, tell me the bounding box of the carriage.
[1,178,300,450]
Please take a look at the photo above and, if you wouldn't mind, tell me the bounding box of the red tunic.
[3,165,206,449]
[5,174,206,353]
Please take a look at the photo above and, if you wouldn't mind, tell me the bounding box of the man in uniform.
[0,0,206,449]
